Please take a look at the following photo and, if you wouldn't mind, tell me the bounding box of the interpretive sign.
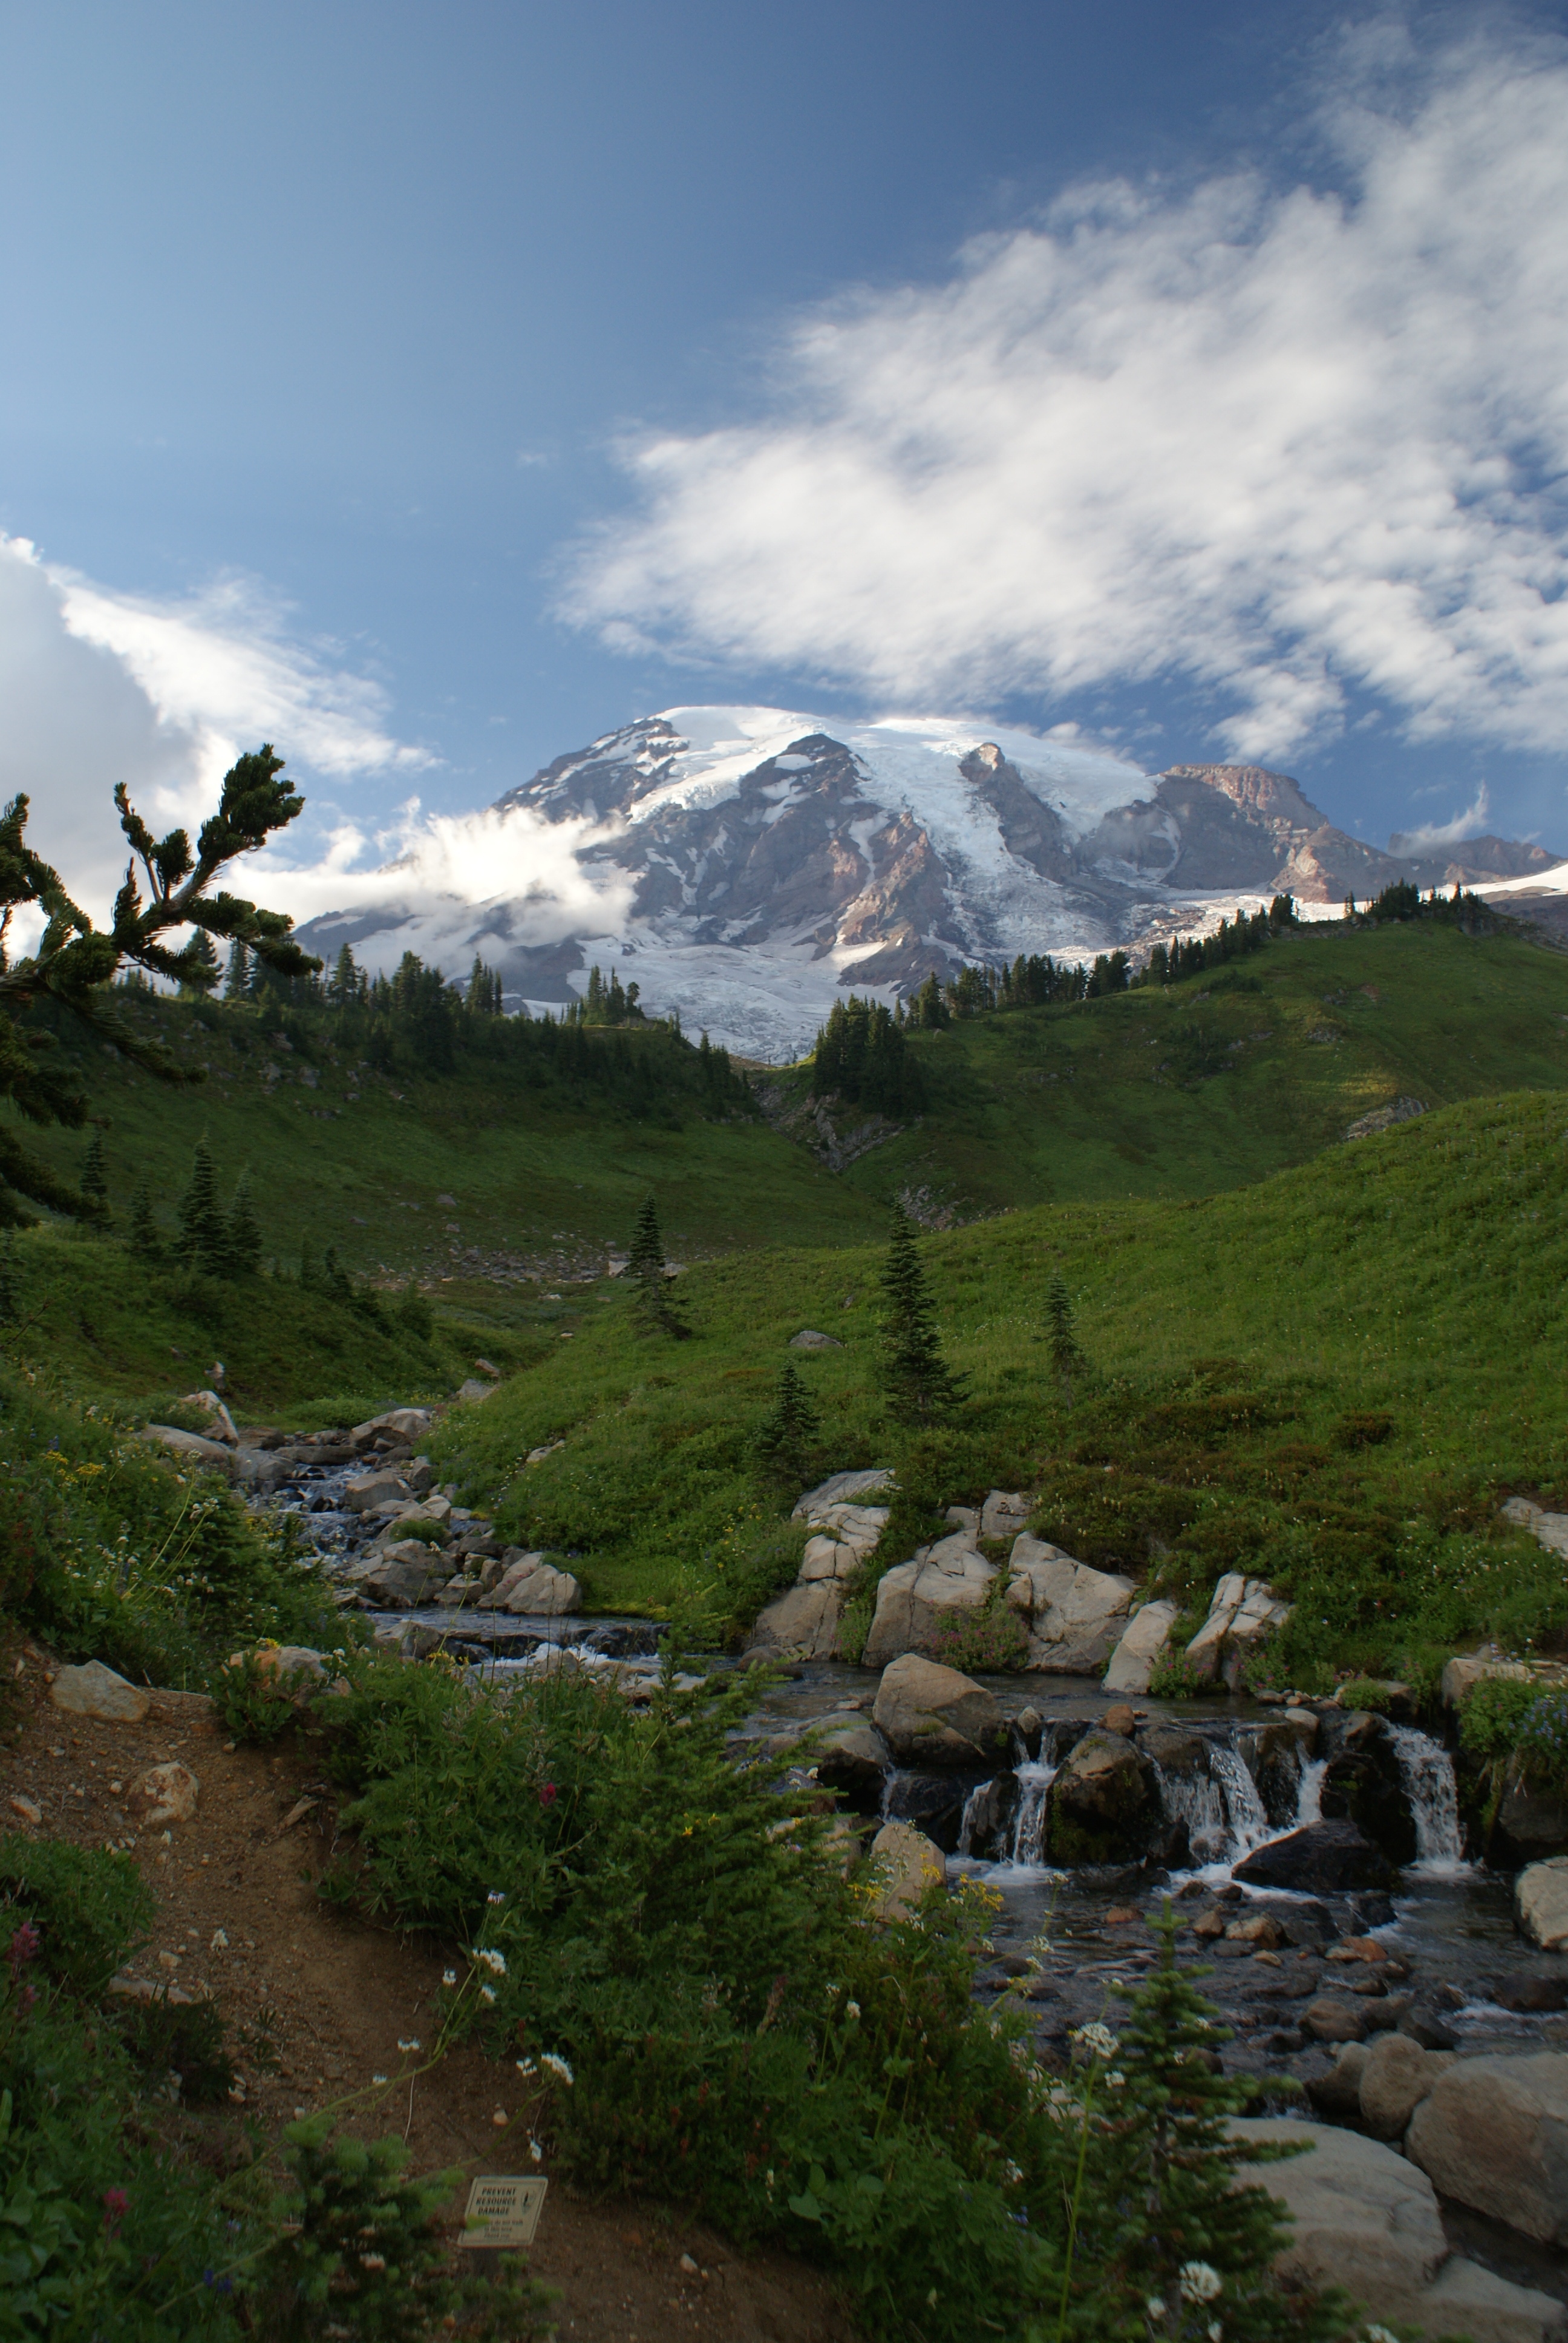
[457,2175,548,2250]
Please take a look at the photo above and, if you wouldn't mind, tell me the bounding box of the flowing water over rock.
[1387,1722,1469,1875]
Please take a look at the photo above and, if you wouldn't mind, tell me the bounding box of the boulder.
[872,1654,1007,1768]
[1229,2117,1568,2343]
[788,1328,842,1349]
[1102,1600,1178,1695]
[177,1389,238,1443]
[791,1469,895,1518]
[1183,1573,1292,1686]
[434,1577,485,1607]
[48,1660,149,1723]
[138,1424,237,1475]
[1304,2039,1368,2115]
[357,1553,452,1607]
[1005,1537,1134,1673]
[1233,1819,1393,1895]
[811,1723,887,1809]
[860,1549,996,1670]
[498,1561,581,1616]
[128,1763,198,1826]
[1495,1782,1568,1864]
[1048,1730,1157,1866]
[1406,2053,1568,2247]
[798,1535,861,1584]
[245,1644,328,1685]
[1357,2030,1454,2140]
[979,1490,1032,1542]
[1302,1996,1368,2045]
[747,1580,843,1661]
[1516,1858,1568,1952]
[345,1468,412,1513]
[1442,1649,1534,1707]
[866,1820,944,1921]
[455,1379,498,1403]
[350,1407,434,1449]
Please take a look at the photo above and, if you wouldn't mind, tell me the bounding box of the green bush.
[0,1836,154,1997]
[1336,1676,1404,1715]
[212,1651,305,1744]
[111,1992,235,2106]
[929,1602,1029,1673]
[1458,1674,1542,1760]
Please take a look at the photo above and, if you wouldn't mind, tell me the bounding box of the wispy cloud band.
[563,27,1568,761]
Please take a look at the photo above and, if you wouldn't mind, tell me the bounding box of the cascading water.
[1005,1761,1058,1868]
[1155,1763,1230,1862]
[1294,1755,1328,1827]
[957,1780,993,1858]
[1386,1725,1469,1873]
[1207,1743,1273,1858]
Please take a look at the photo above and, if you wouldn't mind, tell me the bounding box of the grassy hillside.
[432,1090,1568,1688]
[805,917,1568,1218]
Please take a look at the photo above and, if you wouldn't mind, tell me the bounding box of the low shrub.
[112,1991,236,2106]
[0,1834,154,1996]
[929,1602,1030,1673]
[213,1651,307,1744]
[1148,1643,1211,1701]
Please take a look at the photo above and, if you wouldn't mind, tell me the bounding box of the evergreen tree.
[176,1140,226,1273]
[1047,1271,1088,1404]
[224,939,252,999]
[877,1205,963,1421]
[80,1130,108,1214]
[221,1173,263,1277]
[396,1278,434,1342]
[625,1192,689,1338]
[178,928,221,997]
[129,1184,160,1258]
[328,942,364,1007]
[753,1362,822,1487]
[1058,1909,1353,2338]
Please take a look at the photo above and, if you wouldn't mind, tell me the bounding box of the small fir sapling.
[79,1129,108,1214]
[128,1183,160,1257]
[753,1360,822,1486]
[625,1191,690,1338]
[221,1172,263,1277]
[1047,1271,1088,1404]
[877,1204,964,1422]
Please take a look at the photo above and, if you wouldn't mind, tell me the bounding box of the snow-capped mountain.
[293,706,1560,1061]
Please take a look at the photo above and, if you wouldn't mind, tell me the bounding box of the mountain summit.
[296,706,1558,1059]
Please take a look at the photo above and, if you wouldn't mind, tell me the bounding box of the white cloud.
[0,533,426,923]
[563,28,1568,761]
[1388,784,1492,854]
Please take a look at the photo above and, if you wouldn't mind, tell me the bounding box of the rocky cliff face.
[294,707,1560,1059]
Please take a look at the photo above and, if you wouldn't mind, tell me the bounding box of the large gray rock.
[860,1548,996,1670]
[497,1559,581,1616]
[1184,1572,1292,1685]
[1232,1819,1393,1895]
[177,1389,238,1443]
[747,1580,843,1660]
[138,1423,237,1475]
[1442,1649,1535,1707]
[48,1660,149,1723]
[1102,1599,1180,1694]
[1005,1537,1134,1673]
[872,1653,1006,1768]
[1357,2030,1454,2140]
[345,1467,412,1513]
[791,1469,895,1518]
[1048,1729,1157,1863]
[866,1820,945,1920]
[1406,2052,1568,2247]
[1517,1858,1568,1951]
[351,1407,434,1449]
[979,1490,1031,1542]
[1230,2117,1568,2343]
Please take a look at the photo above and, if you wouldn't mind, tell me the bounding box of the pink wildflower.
[102,2188,129,2233]
[538,1782,558,1809]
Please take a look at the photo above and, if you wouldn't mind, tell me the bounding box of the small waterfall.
[1294,1756,1328,1827]
[879,1768,908,1823]
[957,1779,995,1858]
[1387,1725,1468,1873]
[1156,1763,1230,1862]
[1005,1761,1058,1867]
[1208,1743,1273,1858]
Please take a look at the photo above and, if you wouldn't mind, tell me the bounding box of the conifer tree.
[1059,1907,1353,2338]
[222,1173,263,1277]
[80,1130,108,1214]
[176,1140,226,1273]
[224,939,252,999]
[877,1205,963,1421]
[129,1184,160,1258]
[1047,1271,1088,1405]
[625,1192,689,1338]
[753,1362,822,1487]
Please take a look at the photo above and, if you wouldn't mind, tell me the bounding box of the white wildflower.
[540,2051,574,2085]
[515,2058,537,2078]
[486,1890,506,1904]
[397,2039,421,2053]
[359,2253,387,2271]
[844,2001,861,2022]
[474,1947,508,1977]
[479,1983,497,2004]
[1180,2262,1223,2305]
[1106,2070,1126,2088]
[371,2074,388,2085]
[529,2137,543,2164]
[1002,2160,1023,2187]
[1207,2325,1222,2342]
[442,1969,457,1988]
[1146,2299,1166,2321]
[1071,2021,1120,2059]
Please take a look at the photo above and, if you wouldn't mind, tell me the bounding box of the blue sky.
[4,0,1568,911]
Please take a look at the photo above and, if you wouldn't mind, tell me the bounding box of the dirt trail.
[2,1645,856,2342]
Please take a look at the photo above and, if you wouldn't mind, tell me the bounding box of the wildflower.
[372,2074,388,2085]
[529,2137,543,2164]
[1106,2070,1126,2088]
[538,1781,558,1808]
[1207,2327,1221,2342]
[480,1984,497,2004]
[487,1891,506,1906]
[515,2058,537,2077]
[1180,2263,1223,2305]
[474,1947,508,1976]
[359,2252,387,2270]
[397,2039,421,2053]
[102,2188,129,2233]
[7,1921,41,1978]
[1002,2160,1023,2186]
[540,2051,574,2085]
[844,2001,861,2022]
[442,1969,457,1988]
[1070,2020,1120,2059]
[1147,2301,1166,2321]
